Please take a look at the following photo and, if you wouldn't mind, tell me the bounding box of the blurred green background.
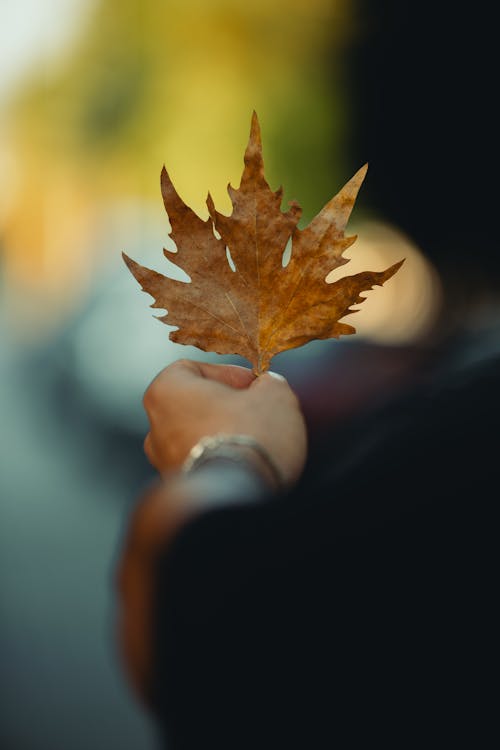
[0,2,440,748]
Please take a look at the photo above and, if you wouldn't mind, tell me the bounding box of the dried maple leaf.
[123,112,403,374]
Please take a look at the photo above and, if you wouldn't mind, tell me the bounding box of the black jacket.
[151,329,499,748]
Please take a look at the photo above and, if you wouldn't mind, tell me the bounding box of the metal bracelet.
[182,433,284,490]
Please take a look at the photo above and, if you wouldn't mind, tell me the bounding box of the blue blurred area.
[0,319,158,748]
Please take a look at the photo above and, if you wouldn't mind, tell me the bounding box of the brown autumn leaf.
[123,112,404,374]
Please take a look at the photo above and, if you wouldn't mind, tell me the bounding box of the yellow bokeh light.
[326,219,443,344]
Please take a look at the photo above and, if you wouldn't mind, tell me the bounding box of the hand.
[117,359,306,705]
[142,359,307,486]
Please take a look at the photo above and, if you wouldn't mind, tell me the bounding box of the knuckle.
[143,435,160,470]
[171,358,193,372]
[143,378,164,411]
[142,386,155,411]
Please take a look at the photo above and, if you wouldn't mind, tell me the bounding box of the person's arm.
[116,359,307,705]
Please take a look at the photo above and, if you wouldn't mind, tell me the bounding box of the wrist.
[182,433,285,492]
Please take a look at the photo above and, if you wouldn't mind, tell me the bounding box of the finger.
[143,433,158,468]
[267,371,287,382]
[250,370,289,390]
[250,371,300,409]
[156,359,255,389]
[196,362,256,389]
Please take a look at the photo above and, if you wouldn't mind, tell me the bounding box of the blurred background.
[0,1,496,748]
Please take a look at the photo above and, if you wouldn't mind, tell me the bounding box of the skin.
[116,359,307,706]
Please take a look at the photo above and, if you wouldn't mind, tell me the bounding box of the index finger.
[155,359,256,390]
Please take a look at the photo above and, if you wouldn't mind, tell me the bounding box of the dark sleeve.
[150,358,499,749]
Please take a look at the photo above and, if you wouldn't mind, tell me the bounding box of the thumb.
[250,370,289,390]
[266,371,287,382]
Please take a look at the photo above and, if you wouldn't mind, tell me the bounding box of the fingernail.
[268,371,286,381]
